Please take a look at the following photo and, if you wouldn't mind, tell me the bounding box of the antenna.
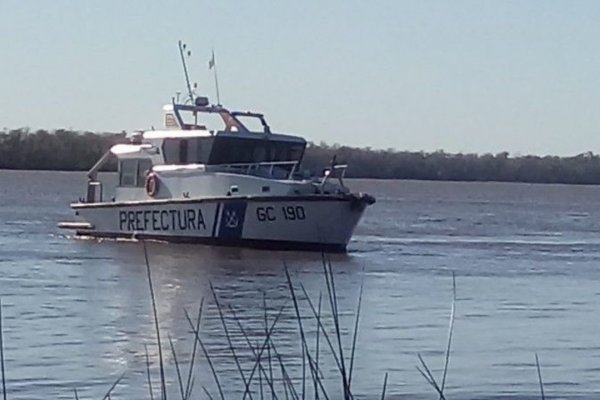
[209,48,221,106]
[178,40,194,104]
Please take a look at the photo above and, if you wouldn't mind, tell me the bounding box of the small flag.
[208,50,215,69]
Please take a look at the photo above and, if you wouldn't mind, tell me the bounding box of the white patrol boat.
[59,44,374,252]
[59,99,375,252]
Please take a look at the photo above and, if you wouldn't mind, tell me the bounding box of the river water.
[1,170,600,399]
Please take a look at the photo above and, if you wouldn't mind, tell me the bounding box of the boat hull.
[68,195,371,252]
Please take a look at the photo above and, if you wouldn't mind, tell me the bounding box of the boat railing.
[320,164,348,190]
[208,160,299,179]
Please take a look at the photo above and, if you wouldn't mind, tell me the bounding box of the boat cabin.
[86,100,310,202]
[142,100,306,175]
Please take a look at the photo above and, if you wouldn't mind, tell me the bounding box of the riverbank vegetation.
[0,129,125,171]
[2,128,600,184]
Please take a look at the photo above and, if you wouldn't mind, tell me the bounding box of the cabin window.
[137,159,153,187]
[162,138,213,164]
[119,160,137,187]
[269,143,305,162]
[253,145,267,163]
[119,159,153,187]
[179,139,188,164]
[177,109,225,131]
[164,113,179,128]
[290,144,304,161]
[188,138,214,163]
[163,139,181,164]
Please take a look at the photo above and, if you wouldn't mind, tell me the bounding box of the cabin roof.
[143,129,212,139]
[142,129,305,144]
[110,143,153,155]
[215,131,306,144]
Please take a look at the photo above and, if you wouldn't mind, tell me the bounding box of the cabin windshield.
[206,137,305,179]
[177,109,232,132]
[208,137,305,165]
[172,105,246,132]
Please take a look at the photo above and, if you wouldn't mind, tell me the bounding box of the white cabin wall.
[113,171,316,202]
[155,172,315,199]
[115,187,150,202]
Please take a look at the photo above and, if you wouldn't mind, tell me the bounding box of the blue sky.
[1,0,600,156]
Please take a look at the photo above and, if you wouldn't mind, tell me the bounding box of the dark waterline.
[1,170,600,399]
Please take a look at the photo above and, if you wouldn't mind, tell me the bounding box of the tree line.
[0,129,125,171]
[302,143,600,184]
[2,128,600,184]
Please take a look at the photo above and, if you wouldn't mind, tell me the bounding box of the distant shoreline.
[3,128,600,185]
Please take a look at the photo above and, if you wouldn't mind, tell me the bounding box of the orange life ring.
[145,173,159,197]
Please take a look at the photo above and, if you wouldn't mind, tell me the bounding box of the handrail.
[87,149,112,180]
[216,160,298,167]
[208,160,299,179]
[320,164,348,190]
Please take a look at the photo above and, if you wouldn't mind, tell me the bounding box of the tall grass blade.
[320,254,337,320]
[321,257,350,399]
[314,293,322,400]
[264,292,274,400]
[284,265,316,396]
[284,266,331,400]
[298,284,343,375]
[416,366,435,388]
[0,298,6,400]
[259,354,264,400]
[380,372,388,400]
[145,344,155,400]
[258,365,280,400]
[168,335,186,400]
[241,301,288,400]
[188,377,195,400]
[301,342,306,400]
[303,354,331,400]
[184,298,204,400]
[184,308,225,400]
[202,385,215,400]
[535,353,545,400]
[143,241,167,400]
[228,305,280,400]
[348,273,364,389]
[277,354,291,400]
[416,354,446,400]
[101,372,125,400]
[210,282,253,399]
[269,340,300,400]
[440,272,456,396]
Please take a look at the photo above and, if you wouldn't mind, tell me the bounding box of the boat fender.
[145,173,160,197]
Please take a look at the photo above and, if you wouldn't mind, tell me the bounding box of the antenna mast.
[178,40,194,104]
[209,49,221,106]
